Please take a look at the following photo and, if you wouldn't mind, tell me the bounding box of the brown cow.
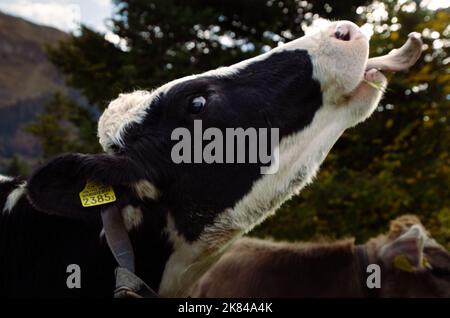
[193,215,450,298]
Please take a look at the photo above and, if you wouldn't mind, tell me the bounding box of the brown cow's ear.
[27,153,145,220]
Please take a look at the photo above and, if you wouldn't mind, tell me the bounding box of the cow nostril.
[334,24,352,41]
[335,30,351,41]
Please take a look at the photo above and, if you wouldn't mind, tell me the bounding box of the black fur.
[0,178,172,297]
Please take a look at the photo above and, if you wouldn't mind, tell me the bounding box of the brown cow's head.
[367,215,450,297]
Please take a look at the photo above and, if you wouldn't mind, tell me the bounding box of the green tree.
[6,155,31,177]
[26,93,100,159]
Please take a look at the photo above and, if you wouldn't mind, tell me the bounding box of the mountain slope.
[0,11,69,108]
[0,11,71,172]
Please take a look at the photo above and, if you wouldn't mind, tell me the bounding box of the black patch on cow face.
[120,49,323,242]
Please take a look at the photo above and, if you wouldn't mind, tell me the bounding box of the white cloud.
[0,1,81,33]
[95,0,110,8]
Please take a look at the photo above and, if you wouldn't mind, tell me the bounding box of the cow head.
[366,215,450,297]
[27,21,421,296]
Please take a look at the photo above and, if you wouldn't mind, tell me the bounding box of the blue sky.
[0,0,113,33]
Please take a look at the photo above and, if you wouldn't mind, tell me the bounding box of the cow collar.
[101,207,159,298]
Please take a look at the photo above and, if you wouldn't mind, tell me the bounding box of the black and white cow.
[0,21,422,297]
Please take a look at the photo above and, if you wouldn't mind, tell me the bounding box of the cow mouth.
[365,32,423,73]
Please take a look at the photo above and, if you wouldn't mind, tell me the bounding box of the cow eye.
[189,96,206,114]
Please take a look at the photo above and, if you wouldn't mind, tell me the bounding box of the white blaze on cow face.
[98,91,154,152]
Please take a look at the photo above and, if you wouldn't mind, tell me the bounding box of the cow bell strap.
[101,207,159,298]
[101,207,135,272]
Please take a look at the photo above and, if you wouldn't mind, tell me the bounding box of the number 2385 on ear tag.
[79,181,116,207]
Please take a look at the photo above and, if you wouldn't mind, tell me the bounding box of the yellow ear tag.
[393,254,414,272]
[422,256,431,269]
[79,181,116,207]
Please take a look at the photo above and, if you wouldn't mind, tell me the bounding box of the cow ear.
[27,153,145,220]
[379,225,431,272]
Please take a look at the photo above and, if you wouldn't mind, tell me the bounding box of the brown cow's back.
[192,238,364,298]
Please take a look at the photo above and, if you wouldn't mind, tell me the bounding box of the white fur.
[158,215,208,297]
[3,182,26,214]
[121,205,144,231]
[158,214,238,297]
[0,175,13,183]
[304,21,369,99]
[133,180,160,200]
[98,91,154,152]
